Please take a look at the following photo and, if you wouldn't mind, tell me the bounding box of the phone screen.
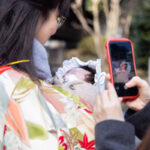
[109,41,138,97]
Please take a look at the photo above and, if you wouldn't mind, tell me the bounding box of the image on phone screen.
[109,41,138,97]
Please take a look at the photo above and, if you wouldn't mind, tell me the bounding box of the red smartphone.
[106,38,138,100]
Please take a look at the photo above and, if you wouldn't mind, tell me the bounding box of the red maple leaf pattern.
[58,136,68,150]
[78,134,95,150]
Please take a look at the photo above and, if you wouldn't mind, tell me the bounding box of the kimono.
[0,68,95,150]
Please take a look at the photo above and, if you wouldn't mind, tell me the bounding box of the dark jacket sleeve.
[95,120,135,150]
[125,102,150,139]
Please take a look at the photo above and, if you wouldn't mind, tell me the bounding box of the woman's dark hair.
[0,0,70,81]
[136,127,150,150]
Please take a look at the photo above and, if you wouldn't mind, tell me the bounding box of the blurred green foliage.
[78,36,97,56]
[78,36,106,56]
[130,0,150,71]
[85,0,103,12]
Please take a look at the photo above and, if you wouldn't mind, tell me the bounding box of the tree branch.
[102,0,109,20]
[106,0,120,38]
[71,3,94,35]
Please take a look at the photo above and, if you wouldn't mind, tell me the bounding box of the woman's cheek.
[51,26,57,36]
[51,21,58,36]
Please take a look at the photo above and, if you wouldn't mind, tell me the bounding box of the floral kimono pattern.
[0,69,95,150]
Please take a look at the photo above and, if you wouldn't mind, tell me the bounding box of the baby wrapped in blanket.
[54,57,106,107]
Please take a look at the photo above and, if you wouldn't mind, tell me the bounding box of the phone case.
[105,38,138,100]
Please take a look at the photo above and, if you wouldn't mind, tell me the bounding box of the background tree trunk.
[92,0,102,58]
[148,58,150,84]
[106,0,120,38]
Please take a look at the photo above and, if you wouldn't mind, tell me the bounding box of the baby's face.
[63,68,91,82]
[120,64,127,71]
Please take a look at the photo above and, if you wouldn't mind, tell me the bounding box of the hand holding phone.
[106,38,138,100]
[94,82,124,124]
[124,76,150,110]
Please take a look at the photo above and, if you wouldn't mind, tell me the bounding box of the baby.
[62,66,96,84]
[54,57,106,107]
[114,61,130,83]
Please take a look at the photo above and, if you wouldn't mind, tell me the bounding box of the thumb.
[126,76,144,88]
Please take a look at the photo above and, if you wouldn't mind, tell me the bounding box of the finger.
[126,76,147,89]
[94,92,108,114]
[105,74,111,81]
[119,97,123,101]
[95,95,101,108]
[100,90,109,104]
[122,100,138,111]
[107,82,118,101]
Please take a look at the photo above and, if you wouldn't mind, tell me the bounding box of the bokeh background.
[45,0,150,82]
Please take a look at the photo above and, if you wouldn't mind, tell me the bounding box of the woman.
[0,0,96,150]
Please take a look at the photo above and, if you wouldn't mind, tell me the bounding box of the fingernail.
[108,82,112,87]
[126,80,130,85]
[126,82,131,87]
[119,97,123,101]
